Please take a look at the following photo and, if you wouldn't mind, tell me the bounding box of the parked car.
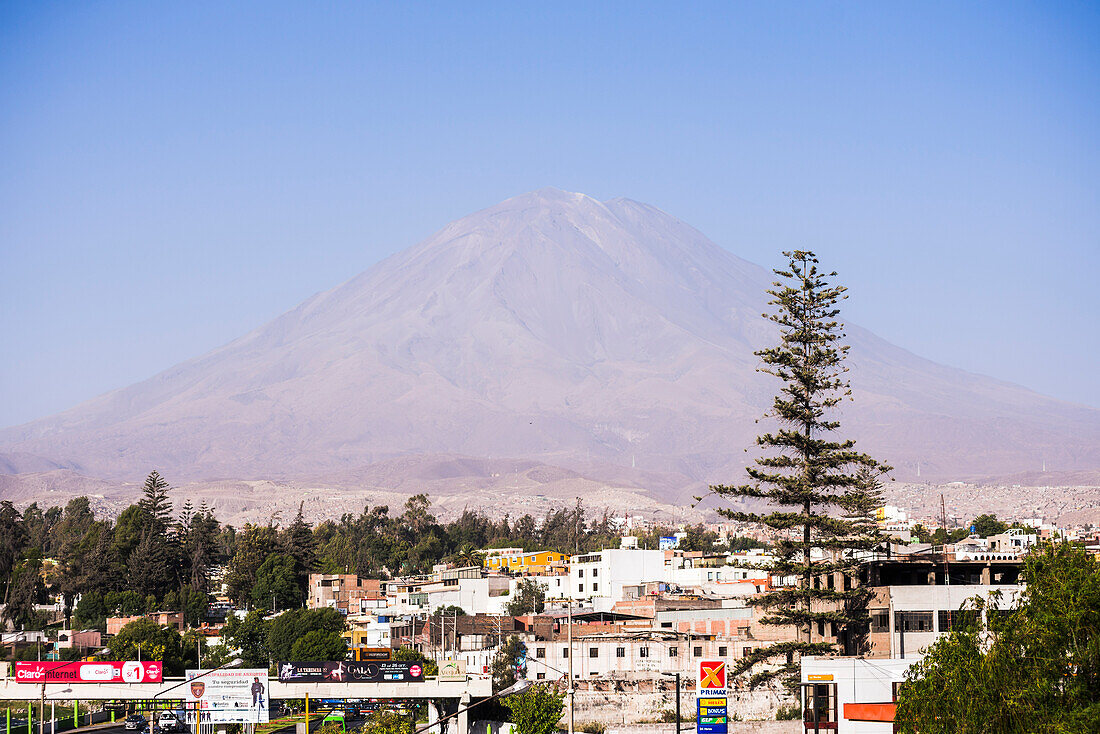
[124,715,146,731]
[322,711,346,733]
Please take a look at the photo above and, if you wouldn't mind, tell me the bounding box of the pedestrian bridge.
[0,676,492,701]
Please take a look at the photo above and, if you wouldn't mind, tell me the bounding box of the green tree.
[491,635,527,692]
[282,502,317,595]
[266,608,346,663]
[360,710,412,734]
[289,629,347,661]
[2,556,46,629]
[896,542,1100,732]
[505,578,546,616]
[711,251,888,690]
[0,501,28,603]
[970,513,1007,538]
[504,684,564,734]
[222,610,271,668]
[251,554,301,611]
[224,524,279,605]
[108,617,185,675]
[450,543,485,569]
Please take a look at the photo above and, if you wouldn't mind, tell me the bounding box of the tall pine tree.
[711,251,888,689]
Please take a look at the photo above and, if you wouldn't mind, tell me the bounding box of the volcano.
[3,188,1099,488]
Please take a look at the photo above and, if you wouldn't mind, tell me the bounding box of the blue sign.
[696,697,727,734]
[659,536,677,550]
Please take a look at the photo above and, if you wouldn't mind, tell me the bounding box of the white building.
[800,655,920,733]
[569,549,667,610]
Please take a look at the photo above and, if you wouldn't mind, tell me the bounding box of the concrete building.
[569,549,667,609]
[800,655,919,733]
[307,574,384,614]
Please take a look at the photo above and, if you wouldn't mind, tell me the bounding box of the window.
[592,583,598,592]
[938,610,978,632]
[742,647,753,658]
[894,611,934,632]
[536,672,546,680]
[827,575,835,590]
[871,611,889,634]
[536,647,545,658]
[660,622,672,628]
[578,569,584,578]
[669,647,678,657]
[592,569,598,577]
[693,646,702,657]
[615,647,625,658]
[639,647,650,658]
[563,648,569,658]
[578,584,584,593]
[589,648,598,658]
[718,646,727,657]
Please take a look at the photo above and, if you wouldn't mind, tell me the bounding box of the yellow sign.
[807,674,834,681]
[698,698,726,707]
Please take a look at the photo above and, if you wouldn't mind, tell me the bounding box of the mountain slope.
[3,188,1098,485]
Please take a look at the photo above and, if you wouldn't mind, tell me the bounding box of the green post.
[111,709,115,724]
[7,706,11,734]
[73,702,77,729]
[27,703,31,734]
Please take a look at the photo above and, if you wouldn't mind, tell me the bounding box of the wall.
[571,686,791,725]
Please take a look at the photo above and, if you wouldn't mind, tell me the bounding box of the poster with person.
[184,669,270,724]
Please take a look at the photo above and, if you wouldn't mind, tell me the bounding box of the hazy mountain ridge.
[2,188,1099,487]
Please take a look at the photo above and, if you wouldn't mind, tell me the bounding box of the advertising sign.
[437,659,466,682]
[658,536,677,550]
[696,697,728,734]
[184,669,269,724]
[277,661,424,683]
[357,648,393,661]
[13,661,163,684]
[696,660,727,696]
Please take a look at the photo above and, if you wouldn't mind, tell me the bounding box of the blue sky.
[1,1,1098,428]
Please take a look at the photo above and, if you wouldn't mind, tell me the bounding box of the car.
[158,713,183,732]
[124,715,146,731]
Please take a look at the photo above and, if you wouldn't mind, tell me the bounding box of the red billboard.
[13,661,163,683]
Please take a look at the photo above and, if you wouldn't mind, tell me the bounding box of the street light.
[412,679,533,734]
[147,658,243,734]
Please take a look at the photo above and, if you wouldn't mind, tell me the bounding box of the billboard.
[277,661,424,683]
[658,536,677,550]
[13,661,162,684]
[184,668,269,724]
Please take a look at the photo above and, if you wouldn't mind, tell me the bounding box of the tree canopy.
[896,542,1100,732]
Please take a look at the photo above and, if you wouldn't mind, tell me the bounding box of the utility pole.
[567,599,574,734]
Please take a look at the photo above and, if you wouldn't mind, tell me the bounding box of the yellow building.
[484,549,567,574]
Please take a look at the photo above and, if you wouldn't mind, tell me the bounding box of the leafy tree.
[506,578,546,616]
[361,710,413,734]
[711,251,888,690]
[289,629,347,661]
[224,524,278,605]
[251,554,301,611]
[504,684,564,734]
[970,513,1008,538]
[108,617,185,675]
[74,590,109,629]
[222,610,271,668]
[266,608,346,663]
[896,542,1100,732]
[128,529,170,598]
[163,585,210,627]
[2,556,47,629]
[491,635,527,692]
[433,605,467,617]
[0,501,27,601]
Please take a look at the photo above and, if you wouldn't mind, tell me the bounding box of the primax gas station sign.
[696,660,728,734]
